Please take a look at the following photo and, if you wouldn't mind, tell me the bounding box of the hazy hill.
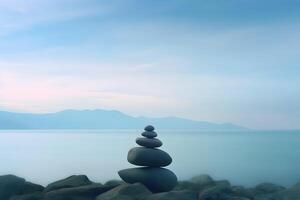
[0,109,247,130]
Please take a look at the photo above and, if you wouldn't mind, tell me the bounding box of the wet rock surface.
[44,183,113,200]
[127,147,172,167]
[0,175,26,200]
[104,180,124,188]
[45,175,92,192]
[119,167,177,193]
[0,175,44,200]
[253,182,300,200]
[136,137,163,148]
[146,190,198,200]
[0,174,299,200]
[144,125,155,132]
[142,131,158,138]
[252,182,285,196]
[96,183,151,200]
[10,192,44,200]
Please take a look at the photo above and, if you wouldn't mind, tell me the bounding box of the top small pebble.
[144,125,155,132]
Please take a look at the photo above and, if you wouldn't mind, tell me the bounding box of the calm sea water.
[0,130,300,187]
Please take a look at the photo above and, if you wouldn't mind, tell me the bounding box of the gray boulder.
[174,181,200,191]
[231,186,254,199]
[254,195,274,200]
[104,180,124,188]
[0,175,44,200]
[190,174,214,186]
[255,182,300,200]
[146,190,198,200]
[45,175,92,192]
[174,175,216,192]
[199,182,232,200]
[96,183,152,200]
[118,167,177,193]
[21,182,44,194]
[224,197,250,200]
[280,182,300,199]
[252,183,285,196]
[10,192,44,200]
[128,147,172,167]
[215,180,231,188]
[44,183,113,200]
[0,175,26,200]
[190,174,216,190]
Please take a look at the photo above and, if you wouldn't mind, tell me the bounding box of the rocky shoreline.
[1,174,299,200]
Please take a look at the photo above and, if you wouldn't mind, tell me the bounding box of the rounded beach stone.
[44,183,113,200]
[45,175,92,192]
[141,131,157,138]
[127,147,172,167]
[136,137,162,148]
[118,167,178,193]
[146,190,198,200]
[96,183,151,200]
[144,125,155,132]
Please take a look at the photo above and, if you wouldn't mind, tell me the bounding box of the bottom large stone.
[118,167,177,193]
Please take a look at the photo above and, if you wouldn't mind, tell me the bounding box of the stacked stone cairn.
[118,125,177,193]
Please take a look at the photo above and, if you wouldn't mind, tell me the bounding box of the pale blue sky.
[0,0,299,129]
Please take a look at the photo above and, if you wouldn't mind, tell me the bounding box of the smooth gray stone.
[146,190,198,200]
[231,186,254,199]
[118,167,178,193]
[253,182,285,196]
[264,182,300,200]
[0,175,25,200]
[104,180,124,188]
[144,125,155,132]
[136,137,162,148]
[128,147,172,167]
[198,183,232,200]
[174,181,201,191]
[45,175,92,192]
[44,183,113,200]
[10,192,44,200]
[21,182,44,194]
[142,131,157,138]
[0,175,44,200]
[96,183,151,200]
[175,175,215,192]
[190,174,215,187]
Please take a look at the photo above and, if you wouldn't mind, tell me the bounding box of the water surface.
[0,130,299,187]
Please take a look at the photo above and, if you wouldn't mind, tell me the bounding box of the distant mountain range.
[0,109,247,130]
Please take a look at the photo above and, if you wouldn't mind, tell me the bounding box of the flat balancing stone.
[141,131,157,138]
[144,125,155,132]
[136,137,162,148]
[127,147,172,167]
[118,167,177,193]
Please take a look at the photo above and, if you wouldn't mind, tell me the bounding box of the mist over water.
[0,130,300,187]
